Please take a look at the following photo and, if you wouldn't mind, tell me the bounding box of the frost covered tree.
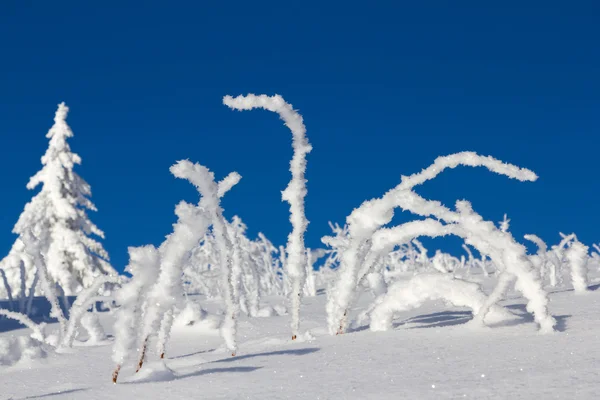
[224,94,312,340]
[0,102,116,297]
[112,160,241,383]
[327,152,556,335]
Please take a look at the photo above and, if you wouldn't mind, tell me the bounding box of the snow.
[2,275,600,399]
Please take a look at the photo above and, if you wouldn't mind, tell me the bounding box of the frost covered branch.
[112,161,240,382]
[327,152,555,335]
[224,94,312,340]
[0,308,46,343]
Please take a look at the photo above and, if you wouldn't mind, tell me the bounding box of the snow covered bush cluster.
[183,219,285,308]
[1,98,598,384]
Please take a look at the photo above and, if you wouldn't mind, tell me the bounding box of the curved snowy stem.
[524,234,548,254]
[333,219,455,335]
[224,94,312,339]
[398,151,537,192]
[471,272,515,326]
[136,162,228,371]
[369,273,512,332]
[0,308,45,343]
[63,275,121,348]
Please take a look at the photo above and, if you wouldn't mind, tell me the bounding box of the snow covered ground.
[2,276,600,399]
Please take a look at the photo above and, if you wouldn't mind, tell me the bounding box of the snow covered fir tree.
[0,102,116,300]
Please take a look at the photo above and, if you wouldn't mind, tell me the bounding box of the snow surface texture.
[224,94,312,340]
[2,274,600,399]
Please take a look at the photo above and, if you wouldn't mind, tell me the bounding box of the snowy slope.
[2,279,600,399]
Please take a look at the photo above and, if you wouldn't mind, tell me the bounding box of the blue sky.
[0,2,598,271]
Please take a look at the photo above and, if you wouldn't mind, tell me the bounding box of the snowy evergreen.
[0,103,116,298]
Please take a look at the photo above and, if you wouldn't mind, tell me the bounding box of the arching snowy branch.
[224,94,312,340]
[369,273,512,332]
[327,152,555,335]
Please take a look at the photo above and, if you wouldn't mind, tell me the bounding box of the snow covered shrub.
[0,305,50,365]
[228,216,260,316]
[63,274,121,348]
[0,308,46,344]
[224,94,312,340]
[183,231,221,297]
[0,103,116,299]
[565,238,590,293]
[183,221,284,306]
[112,245,160,383]
[327,152,556,335]
[173,301,208,327]
[461,244,492,277]
[80,312,106,343]
[255,233,285,296]
[112,160,240,383]
[368,273,512,332]
[525,233,591,292]
[0,335,46,366]
[304,248,328,297]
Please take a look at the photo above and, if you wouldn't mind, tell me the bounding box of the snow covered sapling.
[227,217,252,316]
[113,162,239,383]
[112,245,160,383]
[564,237,589,293]
[0,102,116,298]
[63,274,121,348]
[131,161,240,378]
[199,169,243,356]
[183,232,221,298]
[392,153,555,333]
[524,234,550,282]
[328,152,556,335]
[255,232,284,296]
[224,94,312,340]
[304,248,328,297]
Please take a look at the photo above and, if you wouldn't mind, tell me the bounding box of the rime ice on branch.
[369,273,512,332]
[565,237,590,293]
[111,245,160,383]
[224,94,312,340]
[140,161,240,367]
[327,152,556,335]
[112,161,240,383]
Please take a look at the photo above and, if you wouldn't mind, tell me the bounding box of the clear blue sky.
[0,1,598,272]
